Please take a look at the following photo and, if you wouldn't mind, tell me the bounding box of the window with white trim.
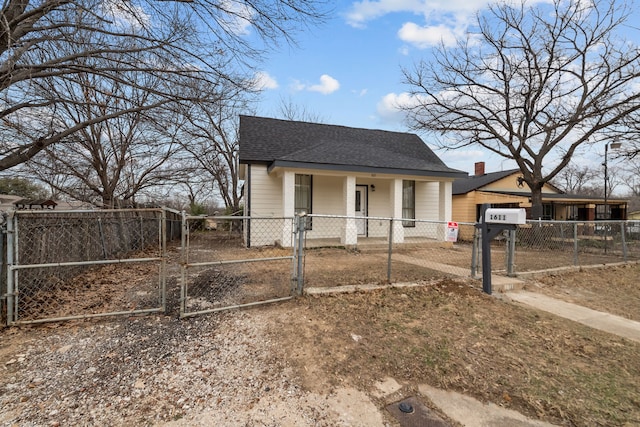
[402,180,415,227]
[295,174,312,229]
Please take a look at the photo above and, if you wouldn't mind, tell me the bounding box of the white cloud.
[346,0,489,28]
[219,0,255,36]
[103,0,151,30]
[292,75,341,95]
[346,0,550,49]
[252,71,278,90]
[376,92,423,120]
[398,22,458,48]
[290,80,306,92]
[375,92,422,125]
[309,74,340,94]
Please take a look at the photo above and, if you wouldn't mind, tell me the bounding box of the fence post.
[160,209,167,312]
[140,216,145,249]
[97,217,107,259]
[573,223,578,266]
[0,213,6,326]
[471,226,479,278]
[296,215,305,295]
[506,229,516,276]
[621,222,628,262]
[6,212,15,324]
[180,211,187,316]
[387,218,394,282]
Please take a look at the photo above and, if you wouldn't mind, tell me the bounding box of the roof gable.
[453,169,521,195]
[453,169,566,195]
[239,115,465,177]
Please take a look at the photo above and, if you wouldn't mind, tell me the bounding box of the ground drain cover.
[387,396,450,427]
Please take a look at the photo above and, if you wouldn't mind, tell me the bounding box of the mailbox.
[484,208,526,225]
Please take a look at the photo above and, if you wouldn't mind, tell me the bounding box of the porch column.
[390,178,404,243]
[438,181,452,240]
[281,171,295,247]
[342,176,358,245]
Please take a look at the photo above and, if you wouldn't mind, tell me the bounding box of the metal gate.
[179,214,299,317]
[4,208,168,325]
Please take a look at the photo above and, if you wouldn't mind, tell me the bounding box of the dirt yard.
[0,239,638,426]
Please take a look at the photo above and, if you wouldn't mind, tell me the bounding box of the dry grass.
[265,277,640,426]
[529,263,640,322]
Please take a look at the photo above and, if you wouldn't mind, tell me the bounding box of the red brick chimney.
[474,162,485,176]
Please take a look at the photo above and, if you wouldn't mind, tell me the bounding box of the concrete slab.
[387,396,449,427]
[372,377,403,399]
[505,291,640,343]
[326,387,386,427]
[418,384,558,427]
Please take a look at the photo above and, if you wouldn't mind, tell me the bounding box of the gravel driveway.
[0,305,381,427]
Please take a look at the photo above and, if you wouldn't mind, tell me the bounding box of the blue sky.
[251,0,516,175]
[249,0,640,178]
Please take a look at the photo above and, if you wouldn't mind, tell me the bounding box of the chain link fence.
[2,209,639,326]
[5,209,169,324]
[299,215,478,288]
[512,220,640,273]
[179,215,296,317]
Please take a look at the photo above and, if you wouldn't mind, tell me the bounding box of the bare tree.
[551,164,598,194]
[27,67,185,208]
[0,0,328,170]
[277,96,325,123]
[403,0,640,219]
[179,85,249,213]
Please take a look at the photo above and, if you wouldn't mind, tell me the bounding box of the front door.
[355,185,368,235]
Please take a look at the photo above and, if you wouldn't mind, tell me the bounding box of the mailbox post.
[479,204,526,294]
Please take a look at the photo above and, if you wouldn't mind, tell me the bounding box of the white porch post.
[438,181,452,221]
[342,176,358,245]
[438,181,452,240]
[281,171,295,247]
[390,178,404,243]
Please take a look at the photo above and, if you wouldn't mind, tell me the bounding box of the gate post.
[6,211,15,324]
[471,226,479,278]
[621,222,628,262]
[387,218,393,282]
[180,210,188,316]
[506,229,516,276]
[573,223,579,266]
[295,214,306,295]
[160,209,167,312]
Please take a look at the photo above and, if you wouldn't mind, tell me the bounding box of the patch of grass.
[270,279,640,426]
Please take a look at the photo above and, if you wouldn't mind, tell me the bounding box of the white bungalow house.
[238,116,467,247]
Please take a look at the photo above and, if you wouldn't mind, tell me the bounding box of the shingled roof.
[452,169,520,195]
[239,116,466,178]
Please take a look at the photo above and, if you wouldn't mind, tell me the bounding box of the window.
[295,174,312,229]
[402,180,415,227]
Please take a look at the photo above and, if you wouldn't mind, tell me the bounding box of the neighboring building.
[452,162,628,223]
[239,115,466,247]
[0,194,24,211]
[14,199,57,209]
[0,194,95,211]
[629,211,640,220]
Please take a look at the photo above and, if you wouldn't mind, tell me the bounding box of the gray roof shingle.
[239,115,466,178]
[452,169,520,195]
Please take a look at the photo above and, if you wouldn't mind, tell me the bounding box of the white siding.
[249,165,282,217]
[247,165,284,246]
[304,175,345,240]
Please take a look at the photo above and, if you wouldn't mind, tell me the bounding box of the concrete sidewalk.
[503,291,640,343]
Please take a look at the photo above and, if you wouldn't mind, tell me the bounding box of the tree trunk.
[530,188,544,220]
